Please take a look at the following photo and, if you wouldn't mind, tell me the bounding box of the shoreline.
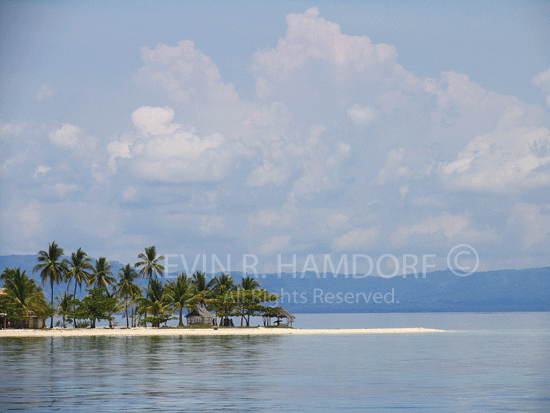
[0,327,445,337]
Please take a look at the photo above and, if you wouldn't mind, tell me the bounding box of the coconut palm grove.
[0,241,281,329]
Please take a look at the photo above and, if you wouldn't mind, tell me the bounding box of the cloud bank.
[1,8,549,271]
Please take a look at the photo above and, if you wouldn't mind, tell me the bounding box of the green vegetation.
[70,288,118,328]
[1,268,51,328]
[90,257,116,289]
[63,248,93,299]
[56,292,75,329]
[165,273,193,326]
[1,242,281,329]
[33,241,67,328]
[115,264,141,328]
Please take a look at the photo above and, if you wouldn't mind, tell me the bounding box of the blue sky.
[1,1,549,273]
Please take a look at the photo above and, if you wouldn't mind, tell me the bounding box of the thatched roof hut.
[185,307,215,326]
[262,307,295,327]
[0,288,45,329]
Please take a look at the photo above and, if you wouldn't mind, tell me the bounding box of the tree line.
[0,241,279,329]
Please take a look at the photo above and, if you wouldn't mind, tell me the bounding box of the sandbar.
[0,327,445,338]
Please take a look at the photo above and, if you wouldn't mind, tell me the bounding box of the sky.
[1,0,550,274]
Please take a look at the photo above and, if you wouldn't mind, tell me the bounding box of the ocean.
[1,312,549,412]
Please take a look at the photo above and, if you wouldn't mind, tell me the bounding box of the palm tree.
[89,257,115,289]
[212,274,236,326]
[33,241,67,328]
[240,275,261,291]
[135,246,165,279]
[115,264,141,327]
[63,248,93,299]
[237,276,262,326]
[1,267,17,284]
[165,273,193,326]
[213,274,236,294]
[135,246,165,326]
[2,268,49,324]
[56,292,74,328]
[63,248,93,327]
[104,288,124,328]
[137,279,170,327]
[191,271,214,308]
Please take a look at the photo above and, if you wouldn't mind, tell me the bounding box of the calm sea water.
[1,312,549,412]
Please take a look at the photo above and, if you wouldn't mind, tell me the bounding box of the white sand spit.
[0,327,445,338]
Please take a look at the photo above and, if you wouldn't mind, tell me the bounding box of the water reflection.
[1,316,549,412]
[0,335,287,411]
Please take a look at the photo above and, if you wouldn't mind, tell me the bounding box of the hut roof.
[185,307,215,319]
[265,307,295,319]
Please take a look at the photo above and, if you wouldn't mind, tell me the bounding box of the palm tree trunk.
[179,307,183,326]
[73,282,78,328]
[50,278,54,328]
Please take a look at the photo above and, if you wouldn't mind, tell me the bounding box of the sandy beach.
[0,327,445,338]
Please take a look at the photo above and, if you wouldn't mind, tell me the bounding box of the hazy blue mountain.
[1,255,549,313]
[249,267,550,313]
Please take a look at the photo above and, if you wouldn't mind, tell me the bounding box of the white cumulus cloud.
[532,68,550,107]
[391,213,499,246]
[508,203,550,249]
[347,104,377,125]
[49,124,80,147]
[252,7,396,82]
[131,106,181,136]
[441,125,550,194]
[135,40,246,134]
[259,235,292,256]
[332,227,378,251]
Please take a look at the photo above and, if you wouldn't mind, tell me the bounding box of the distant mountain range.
[2,255,549,314]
